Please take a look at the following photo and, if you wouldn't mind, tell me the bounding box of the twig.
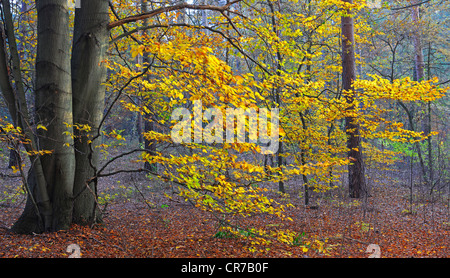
[131,176,155,211]
[343,236,370,245]
[108,0,242,29]
[0,173,21,178]
[391,0,432,10]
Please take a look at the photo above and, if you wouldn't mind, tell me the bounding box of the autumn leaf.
[36,124,47,131]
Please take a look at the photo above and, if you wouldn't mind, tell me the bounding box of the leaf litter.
[0,167,448,258]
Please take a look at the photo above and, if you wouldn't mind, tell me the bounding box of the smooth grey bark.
[1,0,54,233]
[33,0,75,231]
[71,0,109,225]
[8,0,109,233]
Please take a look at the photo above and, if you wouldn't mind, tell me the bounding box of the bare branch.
[108,0,242,29]
[391,0,432,10]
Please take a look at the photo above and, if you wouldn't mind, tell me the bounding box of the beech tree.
[0,0,110,233]
[0,0,237,234]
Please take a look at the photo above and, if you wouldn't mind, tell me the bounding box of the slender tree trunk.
[299,112,310,205]
[341,0,365,198]
[411,3,433,187]
[0,21,19,171]
[71,0,109,225]
[267,0,284,193]
[426,42,433,190]
[7,0,28,170]
[397,100,428,182]
[411,4,424,82]
[141,0,158,173]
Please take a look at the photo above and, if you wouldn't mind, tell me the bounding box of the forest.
[0,0,448,261]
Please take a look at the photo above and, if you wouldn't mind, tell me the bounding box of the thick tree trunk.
[10,0,109,233]
[12,0,75,233]
[35,0,75,231]
[71,0,109,225]
[341,0,365,198]
[8,0,109,233]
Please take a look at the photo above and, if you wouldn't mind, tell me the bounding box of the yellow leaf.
[11,166,18,174]
[37,124,47,131]
[130,45,144,59]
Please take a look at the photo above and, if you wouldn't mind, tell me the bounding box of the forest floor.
[0,149,449,258]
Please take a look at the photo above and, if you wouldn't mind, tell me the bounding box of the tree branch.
[108,0,242,29]
[391,0,432,10]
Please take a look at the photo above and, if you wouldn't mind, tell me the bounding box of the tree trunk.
[411,3,433,187]
[34,0,76,231]
[71,0,109,225]
[411,4,424,82]
[8,0,109,234]
[12,0,75,233]
[426,43,433,190]
[267,0,284,193]
[341,0,365,198]
[0,0,52,233]
[141,0,158,172]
